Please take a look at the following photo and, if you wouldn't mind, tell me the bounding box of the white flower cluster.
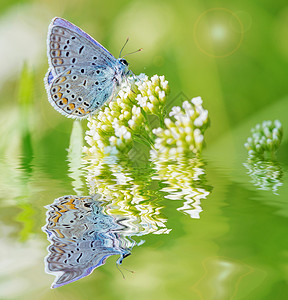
[151,96,209,160]
[244,120,283,158]
[135,74,169,116]
[83,74,169,158]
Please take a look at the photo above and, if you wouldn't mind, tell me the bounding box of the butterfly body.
[45,17,130,119]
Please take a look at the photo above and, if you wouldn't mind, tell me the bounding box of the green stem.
[159,113,165,129]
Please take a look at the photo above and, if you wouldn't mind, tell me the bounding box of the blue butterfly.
[44,17,130,119]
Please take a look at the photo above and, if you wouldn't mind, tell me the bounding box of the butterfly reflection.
[43,194,132,288]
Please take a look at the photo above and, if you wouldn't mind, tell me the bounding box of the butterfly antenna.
[116,263,126,279]
[119,37,130,58]
[122,48,143,58]
[121,266,135,274]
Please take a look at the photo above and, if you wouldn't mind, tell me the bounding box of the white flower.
[158,91,165,101]
[152,128,162,135]
[194,117,203,127]
[169,106,181,117]
[191,96,203,106]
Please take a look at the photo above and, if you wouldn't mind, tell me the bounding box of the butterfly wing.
[46,66,115,118]
[45,17,122,119]
[47,17,116,75]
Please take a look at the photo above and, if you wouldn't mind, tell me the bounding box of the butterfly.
[43,195,132,288]
[44,17,130,119]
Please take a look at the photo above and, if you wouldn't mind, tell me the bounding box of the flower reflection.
[243,159,283,194]
[244,120,283,194]
[83,154,171,235]
[43,194,134,288]
[152,154,212,219]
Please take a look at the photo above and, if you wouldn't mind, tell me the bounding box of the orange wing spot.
[66,70,71,74]
[49,211,62,225]
[53,58,63,65]
[64,198,77,210]
[61,98,68,105]
[78,108,85,114]
[58,76,66,83]
[51,42,60,49]
[68,103,75,110]
[56,198,77,213]
[56,92,63,98]
[52,86,60,93]
[53,229,65,239]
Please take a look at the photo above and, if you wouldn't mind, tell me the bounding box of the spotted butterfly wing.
[44,17,129,119]
[43,195,131,288]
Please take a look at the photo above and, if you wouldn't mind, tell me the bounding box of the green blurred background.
[1,0,288,299]
[1,0,288,149]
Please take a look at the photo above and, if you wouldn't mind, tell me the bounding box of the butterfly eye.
[120,58,129,66]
